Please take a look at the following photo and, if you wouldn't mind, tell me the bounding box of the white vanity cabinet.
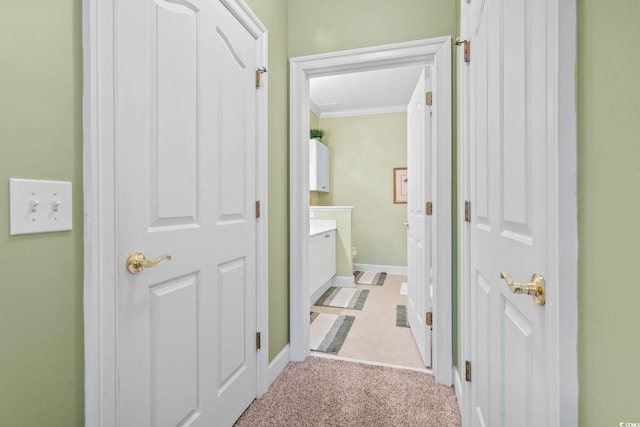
[308,229,336,298]
[309,139,329,192]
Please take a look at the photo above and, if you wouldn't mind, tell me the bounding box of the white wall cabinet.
[309,139,329,192]
[308,230,336,298]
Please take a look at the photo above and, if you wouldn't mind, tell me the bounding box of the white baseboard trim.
[453,366,465,419]
[353,263,408,275]
[267,344,290,386]
[332,275,355,287]
[310,279,332,305]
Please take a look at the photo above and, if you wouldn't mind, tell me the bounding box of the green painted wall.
[289,0,458,57]
[577,0,640,424]
[309,190,323,206]
[0,1,84,426]
[318,113,408,266]
[309,110,320,130]
[244,0,290,362]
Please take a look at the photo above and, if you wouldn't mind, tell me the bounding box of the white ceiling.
[309,65,427,118]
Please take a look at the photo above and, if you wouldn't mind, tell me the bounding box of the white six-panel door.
[116,1,257,425]
[407,67,433,368]
[468,0,554,425]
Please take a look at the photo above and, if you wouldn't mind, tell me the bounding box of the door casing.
[82,1,269,425]
[457,0,578,425]
[289,38,452,385]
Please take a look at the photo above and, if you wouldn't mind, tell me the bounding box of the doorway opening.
[289,37,453,385]
[307,65,425,371]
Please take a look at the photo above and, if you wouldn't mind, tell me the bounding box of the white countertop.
[309,220,337,237]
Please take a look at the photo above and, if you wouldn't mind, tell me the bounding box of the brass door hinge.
[426,202,433,216]
[256,332,262,350]
[426,311,433,326]
[426,91,433,106]
[455,39,471,63]
[464,200,471,222]
[465,361,472,382]
[255,67,267,88]
[256,200,261,219]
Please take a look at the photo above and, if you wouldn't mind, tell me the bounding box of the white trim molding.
[331,275,355,287]
[309,100,322,118]
[253,16,270,401]
[290,37,453,386]
[267,345,291,386]
[552,0,579,424]
[83,1,269,424]
[319,104,407,119]
[310,280,332,306]
[352,263,408,276]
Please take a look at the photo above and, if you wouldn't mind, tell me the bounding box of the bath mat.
[353,270,387,286]
[310,312,355,354]
[396,304,409,327]
[400,282,408,295]
[314,287,369,310]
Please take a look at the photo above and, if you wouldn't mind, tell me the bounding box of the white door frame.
[82,1,269,425]
[457,0,578,424]
[289,38,453,385]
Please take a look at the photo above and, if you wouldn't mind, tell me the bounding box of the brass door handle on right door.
[499,272,545,306]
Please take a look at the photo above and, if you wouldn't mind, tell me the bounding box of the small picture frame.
[393,167,408,204]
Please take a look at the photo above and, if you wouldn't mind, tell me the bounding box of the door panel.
[116,1,257,425]
[406,67,432,367]
[468,0,550,425]
[502,299,533,427]
[218,258,248,389]
[217,23,250,219]
[474,273,490,427]
[153,1,199,225]
[211,8,257,419]
[472,7,490,231]
[150,275,199,427]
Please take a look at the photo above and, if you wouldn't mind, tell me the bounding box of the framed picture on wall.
[393,167,407,204]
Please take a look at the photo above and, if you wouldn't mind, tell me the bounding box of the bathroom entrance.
[289,38,453,384]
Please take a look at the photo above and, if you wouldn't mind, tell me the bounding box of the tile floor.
[311,273,426,370]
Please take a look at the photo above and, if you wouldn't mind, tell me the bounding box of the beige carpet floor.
[312,273,425,369]
[234,356,461,427]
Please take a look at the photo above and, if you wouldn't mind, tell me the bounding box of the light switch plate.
[10,179,73,235]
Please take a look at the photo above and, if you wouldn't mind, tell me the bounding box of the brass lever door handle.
[499,272,545,306]
[127,252,172,274]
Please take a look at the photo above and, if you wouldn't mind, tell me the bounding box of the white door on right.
[406,66,432,368]
[468,0,555,425]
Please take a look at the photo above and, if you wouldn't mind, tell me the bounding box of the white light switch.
[10,179,73,235]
